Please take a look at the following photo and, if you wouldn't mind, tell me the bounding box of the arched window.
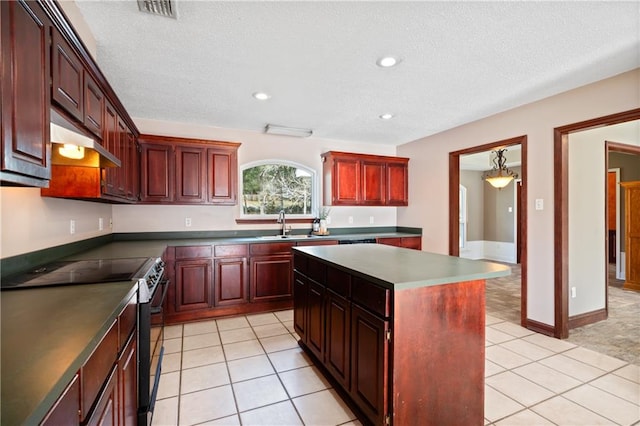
[240,160,318,217]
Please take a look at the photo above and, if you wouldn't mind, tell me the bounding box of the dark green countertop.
[1,282,137,425]
[293,244,511,290]
[64,232,420,260]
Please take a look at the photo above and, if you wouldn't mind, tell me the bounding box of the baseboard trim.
[525,319,555,337]
[569,308,607,329]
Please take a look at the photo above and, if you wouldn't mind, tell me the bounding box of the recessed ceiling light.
[252,92,271,100]
[376,56,399,68]
[379,113,394,120]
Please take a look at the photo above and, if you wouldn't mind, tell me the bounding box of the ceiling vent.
[137,0,177,19]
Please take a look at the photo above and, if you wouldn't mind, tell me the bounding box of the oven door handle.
[150,279,170,315]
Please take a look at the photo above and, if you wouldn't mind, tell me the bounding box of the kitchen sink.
[257,235,317,240]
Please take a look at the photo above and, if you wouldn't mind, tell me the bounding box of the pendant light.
[482,149,518,189]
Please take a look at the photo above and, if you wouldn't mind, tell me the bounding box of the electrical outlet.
[185,217,192,227]
[369,216,374,224]
[535,199,544,210]
[70,219,76,235]
[99,217,104,231]
[571,287,577,298]
[348,216,354,224]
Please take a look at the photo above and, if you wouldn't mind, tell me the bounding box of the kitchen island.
[292,244,511,426]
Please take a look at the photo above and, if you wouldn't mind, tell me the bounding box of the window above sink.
[240,160,319,219]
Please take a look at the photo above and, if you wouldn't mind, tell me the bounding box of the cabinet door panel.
[51,30,83,121]
[140,142,173,202]
[86,367,118,426]
[119,333,137,426]
[84,73,104,138]
[293,272,307,342]
[214,257,248,306]
[361,161,385,205]
[102,102,118,196]
[176,145,206,203]
[386,161,408,206]
[333,158,359,205]
[41,373,80,426]
[250,256,293,302]
[1,0,51,180]
[208,148,237,204]
[307,280,324,360]
[175,259,212,311]
[325,290,350,388]
[351,304,389,425]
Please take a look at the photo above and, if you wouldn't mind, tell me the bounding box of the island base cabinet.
[325,290,350,389]
[390,280,485,426]
[293,272,308,341]
[350,304,389,426]
[306,280,325,360]
[293,248,487,426]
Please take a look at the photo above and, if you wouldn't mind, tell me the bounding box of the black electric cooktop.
[1,257,150,290]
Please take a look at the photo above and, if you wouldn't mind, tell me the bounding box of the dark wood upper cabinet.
[208,147,238,205]
[322,151,409,206]
[139,134,240,205]
[83,72,105,138]
[140,140,174,203]
[51,28,83,122]
[361,160,386,205]
[0,0,52,186]
[175,144,207,204]
[386,159,409,206]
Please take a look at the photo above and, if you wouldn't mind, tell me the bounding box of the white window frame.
[239,159,319,219]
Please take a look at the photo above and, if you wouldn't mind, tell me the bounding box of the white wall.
[396,69,640,327]
[112,118,399,234]
[0,188,113,258]
[568,121,640,317]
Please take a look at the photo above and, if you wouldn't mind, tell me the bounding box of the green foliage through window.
[242,164,313,215]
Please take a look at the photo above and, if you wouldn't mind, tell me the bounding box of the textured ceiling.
[74,1,640,146]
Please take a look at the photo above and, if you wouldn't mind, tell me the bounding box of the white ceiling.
[74,1,640,146]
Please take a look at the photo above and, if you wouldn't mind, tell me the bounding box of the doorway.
[554,108,640,338]
[449,135,528,326]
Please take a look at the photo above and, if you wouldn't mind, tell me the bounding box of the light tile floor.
[152,306,639,426]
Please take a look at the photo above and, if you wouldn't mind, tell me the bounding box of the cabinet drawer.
[293,252,308,275]
[81,320,118,420]
[214,244,247,258]
[327,267,351,298]
[352,278,390,318]
[176,245,212,259]
[307,257,326,284]
[250,242,295,256]
[118,294,137,351]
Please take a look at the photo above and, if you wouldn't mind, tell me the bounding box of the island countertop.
[293,244,511,290]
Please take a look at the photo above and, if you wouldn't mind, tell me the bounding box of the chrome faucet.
[277,209,288,236]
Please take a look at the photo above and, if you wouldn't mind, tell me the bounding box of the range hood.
[50,112,120,168]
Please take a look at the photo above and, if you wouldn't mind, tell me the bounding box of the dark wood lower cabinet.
[86,367,118,426]
[175,259,213,312]
[350,304,388,425]
[214,257,248,306]
[306,280,325,360]
[250,255,293,302]
[118,334,137,426]
[41,374,80,426]
[325,289,350,389]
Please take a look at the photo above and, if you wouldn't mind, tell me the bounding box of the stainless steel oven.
[137,259,168,425]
